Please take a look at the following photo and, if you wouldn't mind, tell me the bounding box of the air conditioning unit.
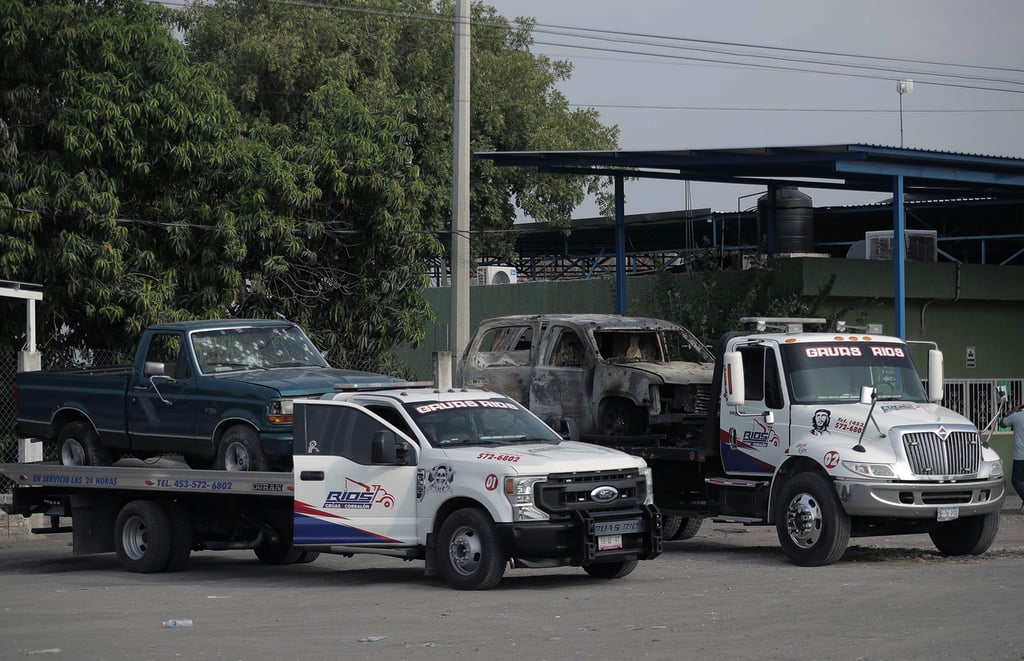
[865,230,937,262]
[476,266,518,285]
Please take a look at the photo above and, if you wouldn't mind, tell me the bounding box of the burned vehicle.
[460,314,715,443]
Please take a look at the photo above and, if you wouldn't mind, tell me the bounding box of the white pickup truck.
[1,383,661,589]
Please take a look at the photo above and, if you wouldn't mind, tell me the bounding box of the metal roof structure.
[477,144,1024,338]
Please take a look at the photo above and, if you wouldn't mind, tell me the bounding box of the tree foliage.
[641,264,840,347]
[0,0,620,370]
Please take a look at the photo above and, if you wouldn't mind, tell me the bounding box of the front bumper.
[496,504,662,566]
[834,477,1005,518]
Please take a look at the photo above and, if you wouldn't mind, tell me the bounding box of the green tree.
[0,0,244,360]
[181,0,619,262]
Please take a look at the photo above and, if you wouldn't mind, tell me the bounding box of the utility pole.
[450,0,471,379]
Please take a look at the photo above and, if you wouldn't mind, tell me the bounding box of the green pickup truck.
[14,319,401,471]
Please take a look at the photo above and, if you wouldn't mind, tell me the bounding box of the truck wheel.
[114,500,173,573]
[254,542,304,565]
[295,551,320,564]
[216,426,268,472]
[929,511,1000,556]
[583,559,638,579]
[599,399,641,436]
[162,501,193,572]
[437,509,505,590]
[58,422,112,467]
[775,473,850,567]
[662,515,704,541]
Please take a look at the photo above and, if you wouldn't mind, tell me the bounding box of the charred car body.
[460,314,715,443]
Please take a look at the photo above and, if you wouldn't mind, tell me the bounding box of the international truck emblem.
[591,486,619,503]
[936,426,949,441]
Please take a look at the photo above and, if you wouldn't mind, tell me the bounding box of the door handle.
[299,471,324,481]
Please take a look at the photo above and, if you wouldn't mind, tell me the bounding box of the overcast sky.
[484,0,1024,216]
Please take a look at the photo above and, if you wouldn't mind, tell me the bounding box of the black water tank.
[757,187,814,254]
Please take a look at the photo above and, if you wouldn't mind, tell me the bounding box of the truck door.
[127,332,197,454]
[720,344,789,476]
[292,401,418,546]
[530,325,591,430]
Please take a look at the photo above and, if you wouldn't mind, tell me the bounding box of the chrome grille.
[902,431,980,476]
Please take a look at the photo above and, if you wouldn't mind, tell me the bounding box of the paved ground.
[1,496,1022,660]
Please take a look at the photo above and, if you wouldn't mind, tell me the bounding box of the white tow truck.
[1,383,661,589]
[570,317,1006,565]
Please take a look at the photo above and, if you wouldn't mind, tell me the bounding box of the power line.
[152,0,1024,95]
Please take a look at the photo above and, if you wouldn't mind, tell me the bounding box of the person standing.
[998,403,1024,512]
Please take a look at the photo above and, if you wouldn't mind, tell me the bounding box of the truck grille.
[901,431,980,477]
[662,383,714,416]
[535,469,646,514]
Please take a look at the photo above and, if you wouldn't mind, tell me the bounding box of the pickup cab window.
[545,327,585,368]
[470,325,533,367]
[144,333,189,379]
[297,405,409,465]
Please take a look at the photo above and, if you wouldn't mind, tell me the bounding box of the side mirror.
[144,361,168,377]
[928,349,944,403]
[724,351,745,406]
[859,386,876,406]
[559,418,579,442]
[763,411,775,425]
[371,430,398,464]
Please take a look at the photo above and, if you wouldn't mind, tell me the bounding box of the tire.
[599,399,641,436]
[662,515,704,541]
[162,501,193,572]
[295,551,320,564]
[58,422,112,467]
[254,542,304,565]
[216,425,268,472]
[583,559,638,579]
[774,472,850,567]
[114,500,173,573]
[929,511,1000,556]
[437,509,506,590]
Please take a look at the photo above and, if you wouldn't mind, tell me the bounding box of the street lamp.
[897,79,913,147]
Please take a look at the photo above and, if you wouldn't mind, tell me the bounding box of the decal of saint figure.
[811,409,831,435]
[426,463,456,493]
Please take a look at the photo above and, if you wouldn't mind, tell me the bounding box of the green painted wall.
[394,258,1024,381]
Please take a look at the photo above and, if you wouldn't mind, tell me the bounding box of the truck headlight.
[640,466,654,505]
[986,458,1004,479]
[504,476,549,522]
[268,398,294,424]
[841,461,896,478]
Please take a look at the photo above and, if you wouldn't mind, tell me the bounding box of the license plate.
[937,505,959,522]
[598,534,622,551]
[594,519,642,535]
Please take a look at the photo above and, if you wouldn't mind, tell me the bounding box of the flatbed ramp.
[0,463,292,497]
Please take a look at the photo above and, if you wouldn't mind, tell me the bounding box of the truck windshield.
[781,342,929,404]
[403,398,562,447]
[595,329,714,363]
[192,325,330,374]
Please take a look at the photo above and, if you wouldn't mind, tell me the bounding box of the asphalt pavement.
[1,496,1022,661]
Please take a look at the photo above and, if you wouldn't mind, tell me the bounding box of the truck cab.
[708,317,1005,564]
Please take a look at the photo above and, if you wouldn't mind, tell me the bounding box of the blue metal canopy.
[477,144,1024,337]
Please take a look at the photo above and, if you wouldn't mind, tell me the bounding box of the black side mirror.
[371,429,398,464]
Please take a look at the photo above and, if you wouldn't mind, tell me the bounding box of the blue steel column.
[615,175,626,315]
[893,175,906,338]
